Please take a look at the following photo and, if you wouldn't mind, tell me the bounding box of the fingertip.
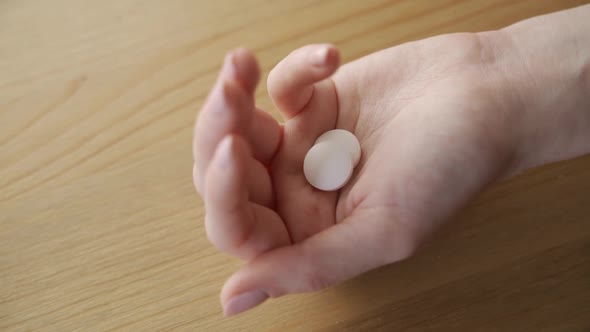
[222,289,269,317]
[219,244,307,305]
[311,46,329,66]
[267,43,341,118]
[226,47,260,93]
[327,45,340,69]
[312,44,340,69]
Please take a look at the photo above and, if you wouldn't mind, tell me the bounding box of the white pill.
[314,129,361,166]
[303,140,354,191]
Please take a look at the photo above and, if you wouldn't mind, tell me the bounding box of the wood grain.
[1,1,589,331]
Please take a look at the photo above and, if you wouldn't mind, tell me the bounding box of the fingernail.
[312,46,330,66]
[223,289,268,317]
[221,52,237,79]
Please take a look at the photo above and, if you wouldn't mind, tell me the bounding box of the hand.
[193,35,520,316]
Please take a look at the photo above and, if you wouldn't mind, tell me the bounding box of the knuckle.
[298,246,335,292]
[303,269,333,292]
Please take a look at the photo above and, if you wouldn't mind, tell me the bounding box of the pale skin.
[193,5,590,316]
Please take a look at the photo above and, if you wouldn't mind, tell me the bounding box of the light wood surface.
[1,1,589,331]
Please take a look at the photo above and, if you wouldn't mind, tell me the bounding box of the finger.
[273,78,339,179]
[267,44,340,119]
[268,67,341,241]
[193,50,257,194]
[219,207,423,316]
[231,50,281,164]
[205,135,290,260]
[194,49,280,194]
[229,48,260,94]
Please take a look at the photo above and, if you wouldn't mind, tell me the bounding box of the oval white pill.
[314,129,361,166]
[303,141,354,191]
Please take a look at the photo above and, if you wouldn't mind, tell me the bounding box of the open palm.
[193,35,515,316]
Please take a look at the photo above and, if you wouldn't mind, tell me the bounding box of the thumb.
[220,207,422,316]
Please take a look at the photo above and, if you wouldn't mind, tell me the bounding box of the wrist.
[479,6,590,175]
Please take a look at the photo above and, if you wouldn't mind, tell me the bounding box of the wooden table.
[2,1,589,331]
